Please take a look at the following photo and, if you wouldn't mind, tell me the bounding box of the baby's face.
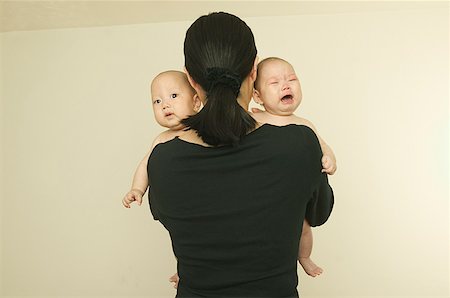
[255,60,302,116]
[151,73,199,130]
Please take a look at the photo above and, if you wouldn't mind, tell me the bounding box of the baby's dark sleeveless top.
[148,124,334,297]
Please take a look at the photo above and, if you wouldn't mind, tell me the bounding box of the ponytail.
[181,67,256,146]
[183,12,258,146]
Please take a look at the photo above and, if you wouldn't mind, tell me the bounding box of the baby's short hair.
[254,57,292,90]
[151,70,196,94]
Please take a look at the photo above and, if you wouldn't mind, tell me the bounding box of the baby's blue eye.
[170,93,178,99]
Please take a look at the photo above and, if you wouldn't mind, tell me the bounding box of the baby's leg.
[298,220,323,277]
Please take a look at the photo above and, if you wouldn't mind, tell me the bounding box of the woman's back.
[148,124,334,297]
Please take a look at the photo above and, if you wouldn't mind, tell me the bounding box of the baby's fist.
[169,273,179,289]
[321,155,337,175]
[122,189,144,208]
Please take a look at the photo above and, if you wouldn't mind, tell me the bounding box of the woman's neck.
[236,75,254,111]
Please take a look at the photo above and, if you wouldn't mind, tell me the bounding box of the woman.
[148,12,334,297]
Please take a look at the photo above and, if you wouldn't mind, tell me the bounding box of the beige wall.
[1,5,448,298]
[0,25,4,294]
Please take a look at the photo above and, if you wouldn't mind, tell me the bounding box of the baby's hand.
[321,155,337,175]
[122,189,143,208]
[169,273,179,289]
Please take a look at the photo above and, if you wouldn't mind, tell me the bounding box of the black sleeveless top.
[148,124,334,297]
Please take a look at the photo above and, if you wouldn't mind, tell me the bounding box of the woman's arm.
[305,173,334,227]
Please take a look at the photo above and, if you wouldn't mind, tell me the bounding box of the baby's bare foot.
[299,257,323,277]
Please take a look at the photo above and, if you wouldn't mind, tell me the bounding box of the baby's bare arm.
[122,149,152,208]
[132,133,168,193]
[131,152,151,193]
[295,117,337,174]
[123,131,174,208]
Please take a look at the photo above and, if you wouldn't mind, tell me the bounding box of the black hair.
[181,12,257,146]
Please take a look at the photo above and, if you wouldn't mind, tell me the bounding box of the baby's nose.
[162,100,170,108]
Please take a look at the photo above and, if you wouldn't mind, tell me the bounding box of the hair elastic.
[206,67,241,96]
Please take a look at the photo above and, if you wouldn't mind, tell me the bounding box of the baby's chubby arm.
[122,152,150,208]
[122,132,168,208]
[297,118,337,175]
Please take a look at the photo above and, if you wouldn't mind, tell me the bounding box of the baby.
[122,70,200,209]
[123,70,200,289]
[252,56,337,277]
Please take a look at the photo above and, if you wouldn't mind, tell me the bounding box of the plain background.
[1,2,449,298]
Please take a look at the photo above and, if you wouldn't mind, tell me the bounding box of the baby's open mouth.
[281,95,293,103]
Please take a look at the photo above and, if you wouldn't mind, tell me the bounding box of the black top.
[148,124,334,297]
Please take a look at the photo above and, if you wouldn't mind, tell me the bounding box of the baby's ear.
[193,94,202,112]
[252,89,263,105]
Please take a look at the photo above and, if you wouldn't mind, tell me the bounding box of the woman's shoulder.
[176,130,212,147]
[150,130,212,160]
[290,116,319,135]
[258,123,321,151]
[256,123,317,138]
[151,124,320,154]
[151,129,188,148]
